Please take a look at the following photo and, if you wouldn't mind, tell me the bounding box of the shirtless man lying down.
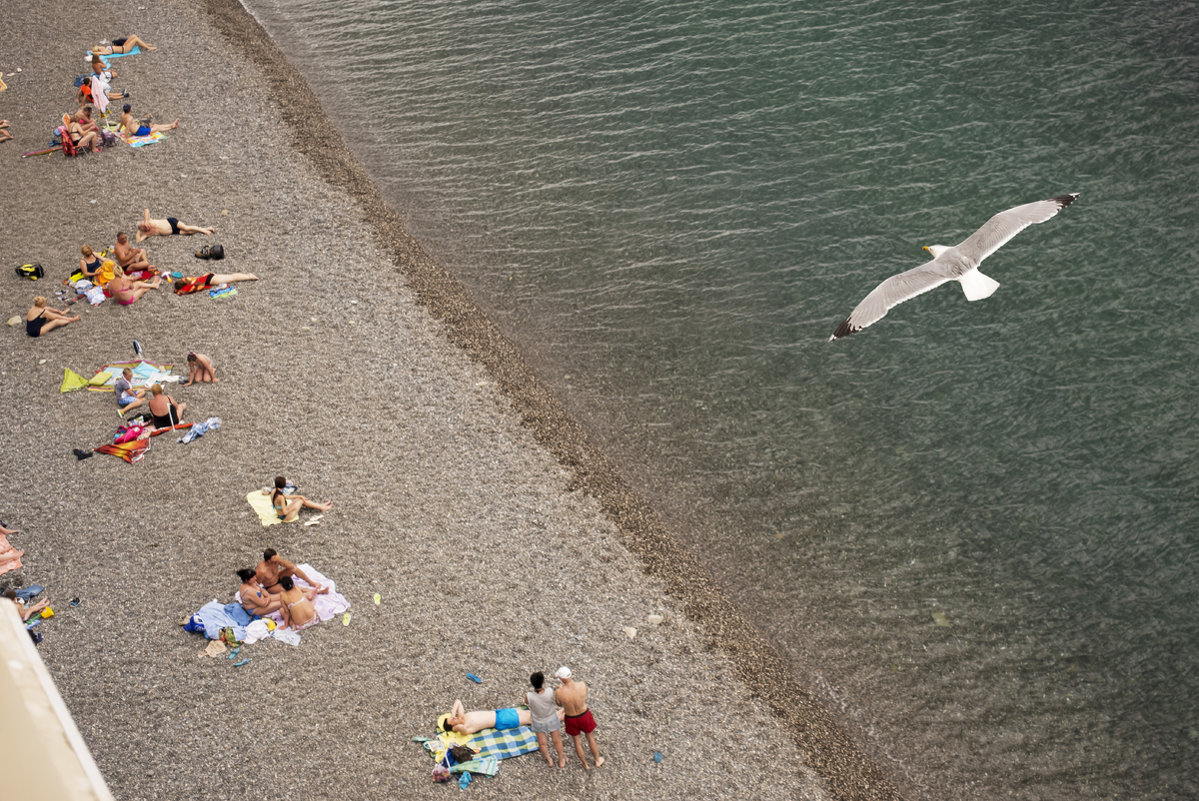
[135,208,214,242]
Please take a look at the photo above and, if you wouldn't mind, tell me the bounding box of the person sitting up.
[173,272,258,295]
[135,208,214,242]
[236,568,282,616]
[107,264,160,306]
[256,548,322,593]
[86,58,126,116]
[25,297,80,338]
[118,103,178,138]
[66,114,101,153]
[183,351,218,385]
[270,476,332,523]
[79,244,103,281]
[2,589,49,622]
[441,700,533,735]
[90,35,158,56]
[276,576,329,631]
[113,367,146,416]
[147,384,186,429]
[113,231,151,271]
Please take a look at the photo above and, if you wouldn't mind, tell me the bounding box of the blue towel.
[193,600,254,641]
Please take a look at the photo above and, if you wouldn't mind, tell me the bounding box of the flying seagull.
[829,193,1079,341]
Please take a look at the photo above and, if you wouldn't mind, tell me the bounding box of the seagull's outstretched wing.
[956,193,1078,266]
[829,262,954,340]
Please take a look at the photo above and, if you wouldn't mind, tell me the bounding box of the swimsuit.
[493,708,520,731]
[150,402,178,428]
[175,273,215,295]
[25,310,46,338]
[135,125,151,137]
[564,708,597,737]
[83,257,101,276]
[167,217,181,235]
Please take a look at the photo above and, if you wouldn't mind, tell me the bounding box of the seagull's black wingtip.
[1052,193,1080,209]
[829,319,858,341]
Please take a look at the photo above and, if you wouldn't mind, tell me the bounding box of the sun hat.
[555,666,572,680]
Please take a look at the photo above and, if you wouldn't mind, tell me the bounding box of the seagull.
[829,193,1079,341]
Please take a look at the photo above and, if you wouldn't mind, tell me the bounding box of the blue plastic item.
[458,772,471,789]
[466,673,482,684]
[654,751,664,762]
[232,659,250,667]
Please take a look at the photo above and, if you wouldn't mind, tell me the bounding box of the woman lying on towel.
[90,35,158,55]
[271,475,333,522]
[276,576,330,631]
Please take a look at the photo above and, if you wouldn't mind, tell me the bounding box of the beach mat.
[87,361,173,392]
[246,490,285,526]
[124,131,166,148]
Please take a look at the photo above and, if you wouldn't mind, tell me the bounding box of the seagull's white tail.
[958,269,1000,301]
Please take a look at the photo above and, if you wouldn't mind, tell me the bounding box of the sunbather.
[147,384,186,429]
[114,367,146,415]
[3,589,49,622]
[256,548,323,593]
[183,351,218,385]
[26,297,80,338]
[135,208,213,242]
[118,103,178,138]
[90,35,158,55]
[0,521,18,536]
[173,272,258,295]
[114,232,151,271]
[66,117,101,153]
[107,264,160,306]
[441,700,533,735]
[237,568,282,616]
[270,476,333,522]
[276,576,327,631]
[79,245,103,281]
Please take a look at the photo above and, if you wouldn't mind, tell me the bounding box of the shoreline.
[2,0,896,798]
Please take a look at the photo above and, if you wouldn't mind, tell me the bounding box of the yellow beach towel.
[246,490,289,527]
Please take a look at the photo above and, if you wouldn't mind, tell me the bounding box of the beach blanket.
[246,490,285,526]
[89,47,141,64]
[189,600,254,642]
[123,131,165,148]
[95,422,192,462]
[0,534,24,577]
[60,368,88,393]
[423,725,539,764]
[88,361,174,392]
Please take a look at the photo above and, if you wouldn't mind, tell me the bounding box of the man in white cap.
[555,666,604,769]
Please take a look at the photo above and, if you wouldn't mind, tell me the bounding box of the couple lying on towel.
[237,548,329,631]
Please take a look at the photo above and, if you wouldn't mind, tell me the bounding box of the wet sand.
[0,1,898,798]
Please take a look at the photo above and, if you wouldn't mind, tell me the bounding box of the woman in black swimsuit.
[90,35,157,55]
[270,475,333,522]
[25,296,80,338]
[147,384,186,429]
[79,245,102,280]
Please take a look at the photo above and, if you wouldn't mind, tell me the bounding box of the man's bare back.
[555,679,588,715]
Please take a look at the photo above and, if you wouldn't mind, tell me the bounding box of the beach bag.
[448,745,476,764]
[432,758,452,783]
[16,263,44,280]
[195,243,225,260]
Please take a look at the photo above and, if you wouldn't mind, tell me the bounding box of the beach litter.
[373,593,381,605]
[622,626,637,640]
[232,659,250,667]
[342,613,352,626]
[458,772,471,789]
[654,751,664,762]
[646,614,664,626]
[466,673,482,684]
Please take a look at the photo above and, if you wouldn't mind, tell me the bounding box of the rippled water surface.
[242,0,1199,797]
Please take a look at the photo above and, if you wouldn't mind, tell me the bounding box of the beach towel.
[423,725,539,763]
[0,534,24,577]
[88,361,174,392]
[123,131,165,148]
[88,47,141,64]
[451,757,499,777]
[60,368,88,393]
[246,490,286,527]
[179,417,220,443]
[95,422,192,462]
[190,600,254,642]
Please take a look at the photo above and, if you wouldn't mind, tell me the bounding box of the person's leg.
[201,364,217,382]
[536,732,552,766]
[123,35,157,51]
[149,120,179,134]
[0,128,11,143]
[38,317,76,334]
[298,496,333,512]
[175,222,214,236]
[551,730,566,768]
[570,734,589,769]
[0,523,17,536]
[585,731,603,767]
[174,401,187,418]
[120,395,145,413]
[210,273,259,284]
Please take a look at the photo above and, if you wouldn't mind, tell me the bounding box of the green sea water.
[242,0,1199,797]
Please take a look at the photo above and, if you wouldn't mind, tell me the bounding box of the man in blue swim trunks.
[119,104,178,140]
[135,208,213,243]
[441,699,532,735]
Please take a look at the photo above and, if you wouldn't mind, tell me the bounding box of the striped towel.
[451,757,499,777]
[468,725,540,760]
[124,130,165,148]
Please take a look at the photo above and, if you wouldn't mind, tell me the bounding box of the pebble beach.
[0,1,899,799]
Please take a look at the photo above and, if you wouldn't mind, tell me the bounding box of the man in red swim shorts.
[555,666,604,770]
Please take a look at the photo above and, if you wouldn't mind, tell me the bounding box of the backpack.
[16,263,44,280]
